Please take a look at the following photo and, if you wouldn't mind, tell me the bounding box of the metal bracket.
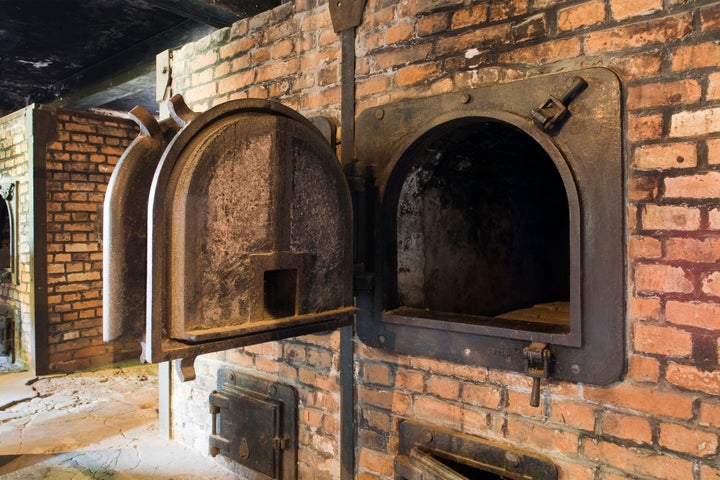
[329,0,367,32]
[156,49,172,103]
[523,342,552,407]
[174,356,197,381]
[530,76,588,133]
[2,183,15,201]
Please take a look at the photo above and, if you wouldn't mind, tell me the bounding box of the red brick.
[489,0,529,20]
[633,322,693,357]
[709,74,720,102]
[363,363,392,386]
[667,362,720,395]
[361,408,391,432]
[633,142,697,170]
[665,172,720,199]
[628,114,664,142]
[585,14,692,55]
[628,296,661,321]
[700,402,720,427]
[701,465,720,480]
[581,439,694,479]
[641,204,701,231]
[499,38,581,64]
[627,355,661,382]
[709,138,720,165]
[556,462,596,480]
[184,83,217,104]
[506,389,546,418]
[385,22,413,44]
[426,375,459,399]
[584,383,694,419]
[634,263,693,294]
[702,3,720,31]
[300,8,332,33]
[73,345,107,359]
[629,175,659,201]
[711,208,720,230]
[358,387,411,413]
[505,419,579,454]
[666,301,720,330]
[461,383,502,409]
[413,395,465,428]
[666,237,720,263]
[356,75,391,98]
[610,0,662,20]
[451,5,487,29]
[358,448,394,477]
[628,235,662,259]
[660,423,718,456]
[395,63,440,87]
[557,1,605,31]
[702,272,720,298]
[671,107,720,138]
[395,369,424,391]
[672,42,720,71]
[549,400,596,431]
[602,412,653,443]
[417,13,449,37]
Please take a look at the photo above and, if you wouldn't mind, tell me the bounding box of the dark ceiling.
[0,0,282,116]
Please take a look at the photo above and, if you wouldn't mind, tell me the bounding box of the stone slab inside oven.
[209,369,298,480]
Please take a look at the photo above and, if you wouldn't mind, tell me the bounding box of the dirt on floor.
[0,364,239,479]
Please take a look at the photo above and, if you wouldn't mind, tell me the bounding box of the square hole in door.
[263,269,298,319]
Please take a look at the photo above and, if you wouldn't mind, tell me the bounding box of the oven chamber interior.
[355,67,624,385]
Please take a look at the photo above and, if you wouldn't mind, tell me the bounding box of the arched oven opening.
[384,118,573,334]
[356,68,624,387]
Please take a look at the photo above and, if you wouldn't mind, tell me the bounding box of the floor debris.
[0,364,239,479]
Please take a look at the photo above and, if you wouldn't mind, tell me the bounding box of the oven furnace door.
[354,68,624,386]
[104,96,355,372]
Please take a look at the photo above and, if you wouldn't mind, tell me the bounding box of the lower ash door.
[209,369,298,480]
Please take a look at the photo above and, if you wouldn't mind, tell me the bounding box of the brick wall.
[0,106,35,368]
[164,0,720,479]
[43,108,139,372]
[0,106,139,374]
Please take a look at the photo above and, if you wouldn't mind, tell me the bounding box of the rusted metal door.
[104,95,355,377]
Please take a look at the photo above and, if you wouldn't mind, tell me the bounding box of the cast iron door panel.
[104,95,355,370]
[355,67,624,387]
[103,107,180,343]
[209,369,298,480]
[147,97,355,364]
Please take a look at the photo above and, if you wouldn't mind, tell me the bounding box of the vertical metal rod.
[340,29,356,169]
[339,27,357,480]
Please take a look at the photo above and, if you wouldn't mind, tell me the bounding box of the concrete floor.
[0,363,239,479]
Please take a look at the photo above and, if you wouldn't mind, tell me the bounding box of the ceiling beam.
[46,21,215,112]
[144,0,284,28]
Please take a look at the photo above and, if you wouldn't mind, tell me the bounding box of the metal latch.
[523,343,553,407]
[530,76,588,133]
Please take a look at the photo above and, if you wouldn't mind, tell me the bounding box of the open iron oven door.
[105,95,355,374]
